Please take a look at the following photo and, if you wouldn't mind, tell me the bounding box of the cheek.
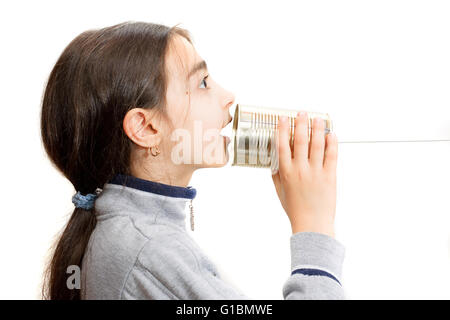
[190,93,222,122]
[183,108,223,153]
[184,116,220,142]
[165,83,193,128]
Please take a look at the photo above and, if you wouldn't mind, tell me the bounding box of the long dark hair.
[40,21,192,300]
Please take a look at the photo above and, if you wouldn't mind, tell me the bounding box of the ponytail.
[42,207,97,299]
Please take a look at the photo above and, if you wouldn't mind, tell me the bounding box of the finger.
[277,115,292,174]
[324,132,338,172]
[309,117,326,167]
[293,111,309,166]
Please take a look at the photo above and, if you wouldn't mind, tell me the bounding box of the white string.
[339,139,450,144]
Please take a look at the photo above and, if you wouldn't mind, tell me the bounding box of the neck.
[130,148,195,188]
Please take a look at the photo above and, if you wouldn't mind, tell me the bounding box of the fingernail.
[280,116,287,123]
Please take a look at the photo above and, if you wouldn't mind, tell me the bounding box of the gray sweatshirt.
[80,174,345,300]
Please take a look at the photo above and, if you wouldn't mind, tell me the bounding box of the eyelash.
[199,75,209,89]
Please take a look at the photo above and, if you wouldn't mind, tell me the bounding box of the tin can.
[231,104,333,173]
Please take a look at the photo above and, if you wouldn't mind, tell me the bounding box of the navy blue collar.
[109,174,196,200]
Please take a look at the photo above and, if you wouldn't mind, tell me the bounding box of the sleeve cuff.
[290,232,345,283]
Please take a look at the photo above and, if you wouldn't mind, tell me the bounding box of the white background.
[0,0,449,299]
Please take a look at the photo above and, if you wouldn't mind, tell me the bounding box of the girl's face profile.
[164,35,235,168]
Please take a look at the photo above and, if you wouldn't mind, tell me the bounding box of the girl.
[41,21,345,300]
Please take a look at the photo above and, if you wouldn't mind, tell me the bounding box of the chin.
[201,155,229,168]
[198,139,230,168]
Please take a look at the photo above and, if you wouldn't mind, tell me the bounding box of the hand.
[271,112,338,237]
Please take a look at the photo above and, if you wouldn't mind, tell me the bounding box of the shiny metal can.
[231,104,333,173]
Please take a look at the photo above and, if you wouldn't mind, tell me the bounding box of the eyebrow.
[187,60,208,79]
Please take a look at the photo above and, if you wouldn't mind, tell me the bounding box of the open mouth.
[220,116,233,144]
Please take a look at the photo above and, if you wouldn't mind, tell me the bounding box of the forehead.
[166,35,199,80]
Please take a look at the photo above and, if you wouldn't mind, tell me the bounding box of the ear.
[123,108,162,148]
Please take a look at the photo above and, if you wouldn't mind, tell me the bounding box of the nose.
[217,80,235,122]
[222,85,235,110]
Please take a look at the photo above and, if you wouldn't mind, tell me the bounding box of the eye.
[199,75,209,89]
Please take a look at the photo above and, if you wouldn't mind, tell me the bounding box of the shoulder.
[93,213,187,251]
[119,231,203,299]
[136,231,201,273]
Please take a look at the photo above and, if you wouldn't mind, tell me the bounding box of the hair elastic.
[71,188,102,210]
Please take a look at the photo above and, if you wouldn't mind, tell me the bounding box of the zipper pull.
[189,199,194,231]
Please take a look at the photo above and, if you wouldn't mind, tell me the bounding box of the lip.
[220,115,233,138]
[222,114,232,129]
